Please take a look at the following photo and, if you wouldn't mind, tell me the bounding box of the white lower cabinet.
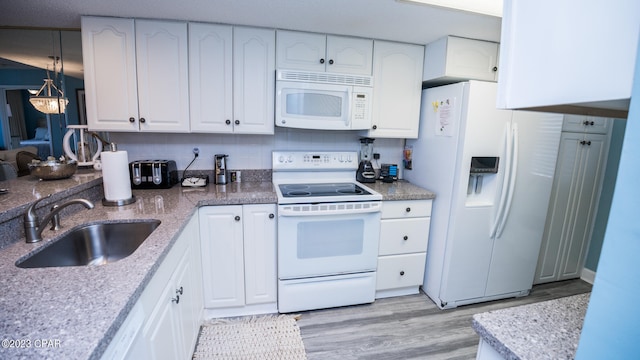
[376,200,432,299]
[199,204,277,317]
[535,120,611,284]
[100,213,203,360]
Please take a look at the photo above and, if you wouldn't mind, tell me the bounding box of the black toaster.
[129,160,178,189]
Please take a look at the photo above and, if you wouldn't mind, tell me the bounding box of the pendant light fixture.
[29,56,69,114]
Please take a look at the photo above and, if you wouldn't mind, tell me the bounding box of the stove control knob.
[287,155,294,163]
[278,155,285,163]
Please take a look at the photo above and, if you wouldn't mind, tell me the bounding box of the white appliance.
[272,151,382,313]
[275,70,373,130]
[405,81,564,309]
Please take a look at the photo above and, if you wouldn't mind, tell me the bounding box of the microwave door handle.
[345,87,353,128]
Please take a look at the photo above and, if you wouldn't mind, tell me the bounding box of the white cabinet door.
[326,35,373,75]
[175,215,202,354]
[242,204,277,305]
[276,30,326,72]
[144,280,182,360]
[496,1,637,117]
[199,206,245,308]
[366,41,424,139]
[423,36,499,84]
[81,17,190,132]
[135,20,190,132]
[81,17,139,132]
[200,204,278,312]
[276,30,373,75]
[535,132,609,284]
[189,23,233,133]
[171,244,196,356]
[101,213,202,360]
[232,27,275,134]
[562,115,612,134]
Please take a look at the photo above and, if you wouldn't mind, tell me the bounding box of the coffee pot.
[214,154,229,184]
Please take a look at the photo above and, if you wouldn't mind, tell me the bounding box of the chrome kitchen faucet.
[23,194,95,243]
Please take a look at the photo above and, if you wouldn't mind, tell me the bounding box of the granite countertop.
[0,169,104,223]
[367,179,436,201]
[472,293,591,360]
[0,174,276,360]
[0,172,434,359]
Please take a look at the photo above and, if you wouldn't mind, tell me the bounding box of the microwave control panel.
[351,90,371,129]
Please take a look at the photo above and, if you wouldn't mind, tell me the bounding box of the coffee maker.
[214,154,229,184]
[356,137,376,183]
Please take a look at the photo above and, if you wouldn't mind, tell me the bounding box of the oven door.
[277,201,381,279]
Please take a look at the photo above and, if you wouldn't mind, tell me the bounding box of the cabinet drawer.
[379,218,430,255]
[376,253,426,291]
[381,200,432,219]
[562,115,611,134]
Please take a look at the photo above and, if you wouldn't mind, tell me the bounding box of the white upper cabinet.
[423,35,499,87]
[82,17,190,132]
[276,30,373,75]
[188,23,233,133]
[135,20,190,132]
[364,40,424,139]
[81,17,139,132]
[232,27,276,134]
[496,0,639,118]
[189,25,275,134]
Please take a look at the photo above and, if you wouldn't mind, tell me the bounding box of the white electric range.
[272,151,382,313]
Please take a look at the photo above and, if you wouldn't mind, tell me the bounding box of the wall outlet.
[193,147,200,156]
[373,153,380,160]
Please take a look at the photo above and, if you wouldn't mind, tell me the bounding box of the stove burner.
[282,184,310,190]
[336,188,364,194]
[278,182,373,199]
[286,190,312,197]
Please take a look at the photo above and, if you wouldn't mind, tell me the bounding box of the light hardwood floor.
[297,279,592,360]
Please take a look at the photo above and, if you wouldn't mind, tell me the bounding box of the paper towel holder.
[102,142,136,207]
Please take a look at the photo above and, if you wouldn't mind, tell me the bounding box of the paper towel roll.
[101,150,132,201]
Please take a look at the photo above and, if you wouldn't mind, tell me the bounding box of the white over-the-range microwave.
[275,69,373,130]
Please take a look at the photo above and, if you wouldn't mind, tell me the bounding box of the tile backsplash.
[110,127,407,177]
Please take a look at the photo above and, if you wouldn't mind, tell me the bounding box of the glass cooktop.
[278,182,373,198]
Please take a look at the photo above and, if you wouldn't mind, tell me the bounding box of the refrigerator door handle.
[496,123,519,238]
[490,122,512,238]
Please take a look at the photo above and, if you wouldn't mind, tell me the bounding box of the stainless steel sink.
[16,220,161,268]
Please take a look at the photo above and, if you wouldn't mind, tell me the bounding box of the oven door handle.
[278,202,381,217]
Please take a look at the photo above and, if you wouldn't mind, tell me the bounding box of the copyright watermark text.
[2,338,61,349]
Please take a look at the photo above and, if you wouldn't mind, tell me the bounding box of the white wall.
[110,127,406,176]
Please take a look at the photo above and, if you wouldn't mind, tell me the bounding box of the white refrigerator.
[405,81,563,309]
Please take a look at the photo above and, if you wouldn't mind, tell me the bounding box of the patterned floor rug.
[192,314,307,360]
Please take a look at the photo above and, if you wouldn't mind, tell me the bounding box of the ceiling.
[0,0,502,80]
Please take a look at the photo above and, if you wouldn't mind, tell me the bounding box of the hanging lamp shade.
[29,78,69,114]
